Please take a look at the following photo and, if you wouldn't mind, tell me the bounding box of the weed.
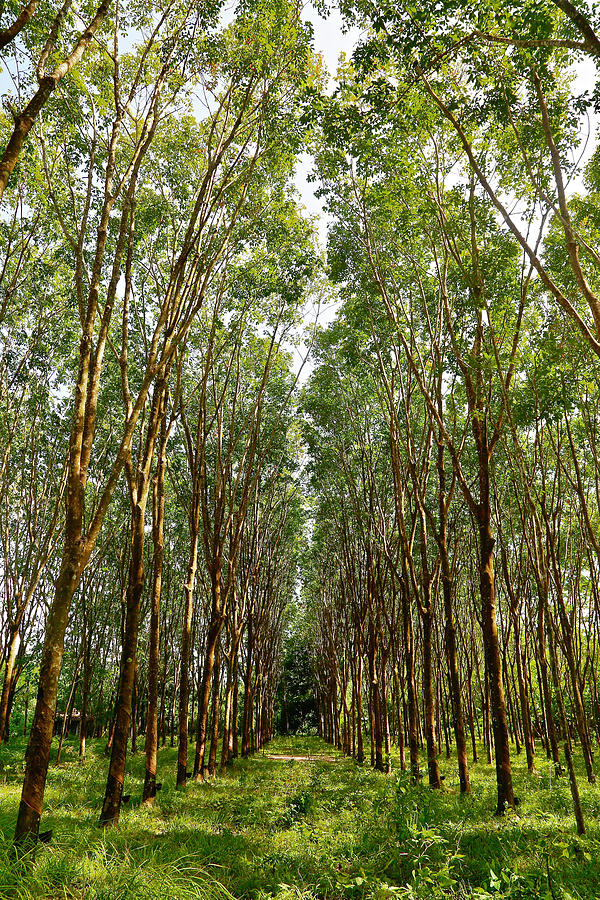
[0,735,598,898]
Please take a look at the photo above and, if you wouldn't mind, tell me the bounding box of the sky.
[294,3,362,246]
[283,3,363,374]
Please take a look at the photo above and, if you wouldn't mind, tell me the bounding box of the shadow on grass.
[0,735,600,898]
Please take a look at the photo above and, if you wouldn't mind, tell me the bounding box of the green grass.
[0,734,598,898]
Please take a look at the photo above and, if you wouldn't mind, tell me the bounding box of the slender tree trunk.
[565,742,586,835]
[242,620,253,758]
[382,671,391,772]
[99,497,147,827]
[556,597,596,783]
[232,673,239,759]
[401,581,420,781]
[515,635,535,772]
[393,666,406,770]
[177,518,199,787]
[221,631,242,769]
[356,654,364,764]
[546,607,586,830]
[23,679,29,737]
[537,597,560,765]
[56,651,82,764]
[3,670,18,742]
[143,421,166,802]
[0,627,20,742]
[99,372,167,825]
[368,626,384,772]
[159,647,168,748]
[14,554,82,846]
[208,644,221,776]
[421,605,441,788]
[193,570,225,780]
[170,669,178,747]
[79,633,92,761]
[437,441,470,792]
[441,564,470,791]
[479,514,514,813]
[131,662,138,754]
[220,657,233,770]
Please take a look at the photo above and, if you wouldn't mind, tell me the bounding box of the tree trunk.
[193,572,225,780]
[14,554,82,847]
[131,663,138,754]
[79,632,92,761]
[232,673,239,759]
[537,597,560,765]
[177,518,199,787]
[479,516,514,813]
[421,605,441,788]
[0,627,20,742]
[356,654,364,764]
[56,651,82,764]
[220,656,233,770]
[23,679,29,737]
[437,443,470,792]
[368,625,384,772]
[241,619,253,758]
[99,496,147,827]
[143,424,166,802]
[402,581,420,781]
[515,637,535,772]
[208,643,221,776]
[393,666,406,770]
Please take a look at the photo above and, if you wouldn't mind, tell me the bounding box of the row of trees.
[0,0,316,849]
[4,0,600,858]
[302,0,600,834]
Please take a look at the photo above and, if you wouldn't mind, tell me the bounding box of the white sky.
[287,2,363,374]
[294,3,362,247]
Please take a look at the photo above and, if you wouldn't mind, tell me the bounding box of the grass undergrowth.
[0,734,598,898]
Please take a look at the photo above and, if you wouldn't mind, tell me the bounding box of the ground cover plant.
[0,735,599,899]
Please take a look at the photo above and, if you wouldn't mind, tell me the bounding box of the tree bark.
[193,569,225,780]
[98,495,147,827]
[208,643,221,776]
[401,578,420,781]
[14,555,82,846]
[177,517,199,787]
[143,417,166,802]
[421,605,441,788]
[479,515,514,813]
[0,627,20,742]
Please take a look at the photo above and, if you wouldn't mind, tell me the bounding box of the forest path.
[266,753,339,761]
[264,737,342,762]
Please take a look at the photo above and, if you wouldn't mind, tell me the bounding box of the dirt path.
[266,753,339,762]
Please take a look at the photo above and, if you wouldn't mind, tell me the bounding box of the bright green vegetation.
[0,736,599,900]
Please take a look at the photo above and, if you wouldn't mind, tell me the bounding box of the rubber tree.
[13,1,228,846]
